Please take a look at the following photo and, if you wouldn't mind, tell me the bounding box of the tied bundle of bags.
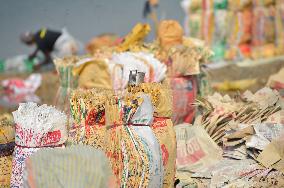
[212,0,228,60]
[104,82,175,188]
[98,88,164,187]
[181,0,284,61]
[252,2,276,46]
[69,80,177,188]
[157,20,213,124]
[127,83,177,188]
[54,55,112,128]
[226,2,253,60]
[185,10,203,39]
[182,0,224,60]
[276,0,284,54]
[53,56,80,114]
[0,114,15,188]
[69,88,113,149]
[10,103,67,187]
[252,0,278,59]
[202,0,215,46]
[181,0,214,44]
[167,37,212,76]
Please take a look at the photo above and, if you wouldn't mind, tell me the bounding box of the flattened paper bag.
[175,124,222,172]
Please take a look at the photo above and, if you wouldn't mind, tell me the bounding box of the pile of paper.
[175,123,284,187]
[191,157,284,188]
[195,87,282,144]
[183,87,284,187]
[224,122,284,158]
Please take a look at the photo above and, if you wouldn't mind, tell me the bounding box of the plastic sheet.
[0,55,38,74]
[23,146,115,188]
[1,74,42,95]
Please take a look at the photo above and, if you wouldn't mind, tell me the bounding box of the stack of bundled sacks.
[181,0,203,40]
[156,21,212,124]
[2,103,122,187]
[10,103,68,187]
[226,0,253,61]
[276,0,284,54]
[0,114,14,188]
[251,0,278,59]
[68,82,176,188]
[69,28,167,91]
[54,21,211,126]
[181,0,284,62]
[112,21,212,124]
[175,87,284,187]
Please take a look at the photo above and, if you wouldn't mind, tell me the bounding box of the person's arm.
[149,11,159,36]
[34,51,51,70]
[41,51,51,65]
[28,48,39,60]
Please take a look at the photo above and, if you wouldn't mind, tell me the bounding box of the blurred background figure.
[20,28,81,70]
[23,146,118,188]
[143,0,159,35]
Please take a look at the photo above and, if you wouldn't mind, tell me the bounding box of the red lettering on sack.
[42,130,61,145]
[176,138,205,166]
[152,118,167,128]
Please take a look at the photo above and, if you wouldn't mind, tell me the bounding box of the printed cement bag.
[175,124,222,173]
[171,76,197,124]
